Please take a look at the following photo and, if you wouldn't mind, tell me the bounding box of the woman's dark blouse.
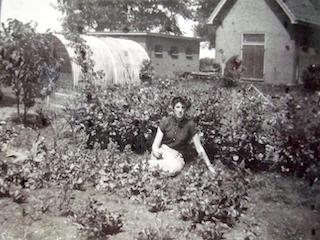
[159,115,198,152]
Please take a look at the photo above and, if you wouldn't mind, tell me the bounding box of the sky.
[1,0,195,35]
[1,0,214,58]
[1,0,63,32]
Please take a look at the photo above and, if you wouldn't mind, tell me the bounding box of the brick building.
[87,32,202,76]
[207,0,320,85]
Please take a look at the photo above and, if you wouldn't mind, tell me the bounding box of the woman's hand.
[192,134,217,176]
[152,149,163,159]
[151,127,164,159]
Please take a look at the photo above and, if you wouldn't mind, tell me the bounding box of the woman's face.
[173,102,186,119]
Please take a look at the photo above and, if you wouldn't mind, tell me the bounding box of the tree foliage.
[193,0,220,45]
[55,0,195,35]
[0,19,61,124]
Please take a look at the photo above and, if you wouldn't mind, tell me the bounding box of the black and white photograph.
[0,0,319,239]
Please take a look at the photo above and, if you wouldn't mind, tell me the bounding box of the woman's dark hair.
[171,96,191,109]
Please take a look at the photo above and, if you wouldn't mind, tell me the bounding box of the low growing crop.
[75,197,123,240]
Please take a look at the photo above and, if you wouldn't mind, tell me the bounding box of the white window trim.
[154,51,163,57]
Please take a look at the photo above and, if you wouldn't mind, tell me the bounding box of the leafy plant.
[271,92,320,184]
[197,222,225,240]
[139,59,154,84]
[136,226,184,240]
[301,64,320,91]
[56,0,195,35]
[0,19,61,124]
[75,198,123,240]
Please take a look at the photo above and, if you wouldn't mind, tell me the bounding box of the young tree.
[0,19,61,124]
[55,0,194,35]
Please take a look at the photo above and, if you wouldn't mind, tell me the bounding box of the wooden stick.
[250,84,276,108]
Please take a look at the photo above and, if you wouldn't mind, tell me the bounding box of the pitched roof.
[207,0,320,26]
[280,0,320,25]
[206,0,234,25]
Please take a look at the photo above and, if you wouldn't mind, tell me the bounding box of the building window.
[169,46,179,59]
[243,34,265,44]
[154,45,163,58]
[186,47,193,60]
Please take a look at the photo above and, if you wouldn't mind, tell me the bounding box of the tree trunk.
[23,104,27,125]
[16,93,20,117]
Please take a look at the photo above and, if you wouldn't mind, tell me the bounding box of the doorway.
[241,33,265,80]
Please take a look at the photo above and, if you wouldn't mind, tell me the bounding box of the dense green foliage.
[55,0,220,37]
[63,76,320,185]
[56,0,194,34]
[0,120,249,239]
[76,198,123,239]
[302,64,320,91]
[1,78,319,238]
[0,19,61,124]
[193,0,220,43]
[272,93,320,184]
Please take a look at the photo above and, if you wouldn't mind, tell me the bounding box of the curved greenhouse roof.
[53,34,149,88]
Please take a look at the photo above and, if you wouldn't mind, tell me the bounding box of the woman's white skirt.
[149,145,185,176]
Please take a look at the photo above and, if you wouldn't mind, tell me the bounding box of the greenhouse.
[52,34,150,89]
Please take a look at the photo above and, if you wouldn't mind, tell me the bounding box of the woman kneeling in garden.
[149,96,216,176]
[223,55,246,87]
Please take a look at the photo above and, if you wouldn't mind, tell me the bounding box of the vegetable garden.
[0,74,319,239]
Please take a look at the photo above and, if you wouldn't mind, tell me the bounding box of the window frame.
[154,44,163,58]
[169,46,179,59]
[185,47,193,60]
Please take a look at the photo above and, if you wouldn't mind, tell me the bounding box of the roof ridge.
[206,0,320,26]
[283,0,320,25]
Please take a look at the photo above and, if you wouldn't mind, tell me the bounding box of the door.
[242,34,265,80]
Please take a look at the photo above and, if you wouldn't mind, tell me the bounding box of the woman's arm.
[152,127,164,159]
[192,133,216,174]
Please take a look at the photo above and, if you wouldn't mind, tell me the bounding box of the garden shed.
[87,32,202,76]
[51,34,149,90]
[207,0,320,85]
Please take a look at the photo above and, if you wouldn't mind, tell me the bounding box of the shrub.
[136,226,188,240]
[271,93,320,184]
[0,19,61,124]
[197,222,225,240]
[75,198,123,240]
[139,59,154,84]
[302,64,320,90]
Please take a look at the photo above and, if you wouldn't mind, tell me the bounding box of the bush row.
[63,77,320,184]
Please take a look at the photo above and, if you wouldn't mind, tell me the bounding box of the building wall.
[83,33,201,77]
[215,0,296,85]
[145,36,200,75]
